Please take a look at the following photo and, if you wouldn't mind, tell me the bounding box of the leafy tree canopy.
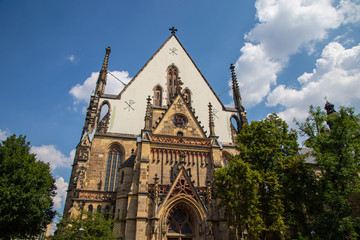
[0,135,56,239]
[297,105,360,239]
[214,114,317,240]
[54,211,116,240]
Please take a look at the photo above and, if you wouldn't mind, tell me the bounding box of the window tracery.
[167,204,194,235]
[104,145,122,192]
[167,65,179,103]
[154,85,163,106]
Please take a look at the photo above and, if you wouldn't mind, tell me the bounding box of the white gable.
[100,35,236,144]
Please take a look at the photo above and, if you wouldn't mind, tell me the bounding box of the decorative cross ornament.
[169,26,177,34]
[169,47,177,56]
[176,98,183,108]
[124,100,135,111]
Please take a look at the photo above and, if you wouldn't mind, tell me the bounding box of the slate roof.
[121,154,136,168]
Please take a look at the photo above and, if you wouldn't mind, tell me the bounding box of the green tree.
[0,134,56,239]
[297,106,360,239]
[54,211,116,240]
[214,114,317,239]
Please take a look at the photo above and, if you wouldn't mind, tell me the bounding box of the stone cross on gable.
[169,26,177,34]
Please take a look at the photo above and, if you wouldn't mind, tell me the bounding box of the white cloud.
[69,71,132,104]
[53,177,68,210]
[67,54,76,63]
[267,42,360,125]
[247,0,340,60]
[0,129,10,141]
[337,0,360,24]
[234,43,282,107]
[233,0,360,110]
[30,145,75,170]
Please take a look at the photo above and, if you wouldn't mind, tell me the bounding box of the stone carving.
[151,135,211,146]
[73,166,86,189]
[78,190,116,201]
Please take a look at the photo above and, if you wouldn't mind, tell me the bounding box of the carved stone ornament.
[173,114,187,128]
[151,135,211,146]
[78,190,116,201]
[73,166,86,189]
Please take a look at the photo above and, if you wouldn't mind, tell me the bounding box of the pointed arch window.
[88,204,93,212]
[154,85,163,107]
[97,101,111,133]
[104,145,122,192]
[167,65,179,103]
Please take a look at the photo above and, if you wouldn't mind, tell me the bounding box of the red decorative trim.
[151,135,211,146]
[77,190,116,201]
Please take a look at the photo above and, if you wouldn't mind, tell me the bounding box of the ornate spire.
[144,96,152,130]
[324,98,336,129]
[208,102,216,137]
[95,46,111,96]
[324,98,336,115]
[230,63,242,110]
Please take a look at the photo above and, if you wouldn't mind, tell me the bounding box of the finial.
[169,26,178,35]
[230,63,242,110]
[154,173,159,184]
[144,96,152,130]
[95,46,111,96]
[324,97,336,115]
[176,77,184,94]
[106,46,111,54]
[208,102,215,137]
[101,46,111,71]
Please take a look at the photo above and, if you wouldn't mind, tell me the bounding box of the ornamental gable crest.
[153,94,206,138]
[161,167,206,211]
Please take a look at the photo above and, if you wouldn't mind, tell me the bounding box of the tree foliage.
[214,114,317,239]
[54,211,116,240]
[0,134,56,239]
[297,106,360,239]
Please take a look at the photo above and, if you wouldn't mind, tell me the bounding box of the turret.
[230,64,248,131]
[144,96,152,131]
[324,99,336,129]
[95,46,111,96]
[208,102,216,138]
[81,46,111,137]
[230,63,242,111]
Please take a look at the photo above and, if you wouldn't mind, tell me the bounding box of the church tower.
[64,28,247,240]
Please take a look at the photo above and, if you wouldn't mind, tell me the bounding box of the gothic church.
[64,29,247,240]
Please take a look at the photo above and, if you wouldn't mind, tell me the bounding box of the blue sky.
[0,0,359,230]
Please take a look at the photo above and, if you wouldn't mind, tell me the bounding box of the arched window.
[88,204,93,212]
[104,145,122,192]
[167,203,194,236]
[230,115,241,143]
[222,152,231,167]
[167,65,179,104]
[183,88,191,106]
[154,85,163,107]
[97,101,111,133]
[97,205,102,213]
[104,205,110,220]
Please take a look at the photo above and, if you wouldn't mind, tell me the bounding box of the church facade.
[63,29,247,240]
